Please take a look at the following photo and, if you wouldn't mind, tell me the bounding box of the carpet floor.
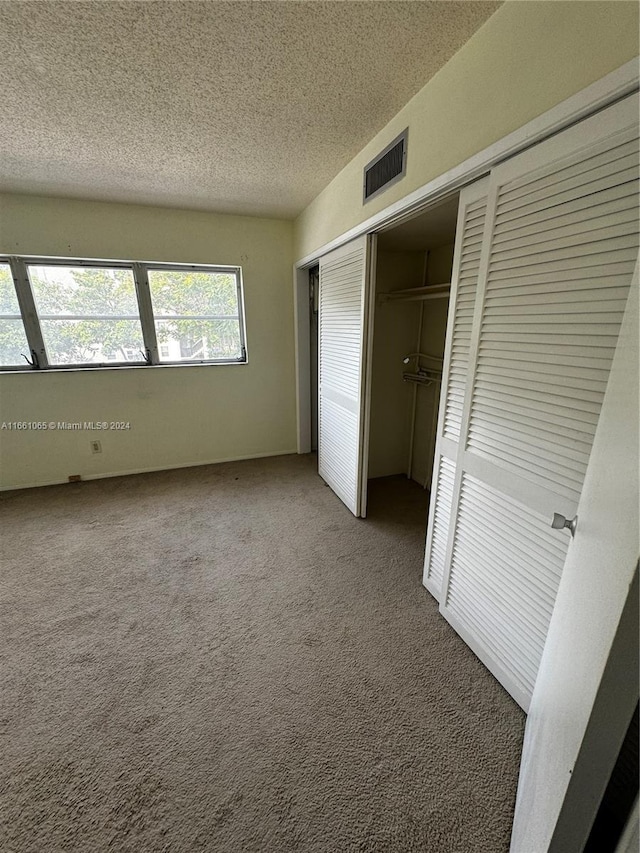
[0,454,525,853]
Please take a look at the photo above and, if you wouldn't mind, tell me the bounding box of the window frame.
[0,255,248,372]
[143,261,248,366]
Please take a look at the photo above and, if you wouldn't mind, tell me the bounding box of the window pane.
[148,269,243,362]
[0,263,29,366]
[28,265,144,365]
[148,269,239,317]
[155,319,242,361]
[0,319,30,366]
[37,319,144,365]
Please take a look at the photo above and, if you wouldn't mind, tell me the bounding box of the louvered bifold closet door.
[423,178,489,599]
[439,94,639,711]
[318,235,375,517]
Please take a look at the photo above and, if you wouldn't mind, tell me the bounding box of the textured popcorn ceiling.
[0,1,500,219]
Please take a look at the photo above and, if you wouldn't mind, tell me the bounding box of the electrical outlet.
[90,440,102,454]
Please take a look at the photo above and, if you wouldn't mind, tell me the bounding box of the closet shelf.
[402,370,442,386]
[379,282,451,303]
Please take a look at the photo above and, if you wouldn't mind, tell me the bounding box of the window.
[0,257,247,371]
[147,267,244,363]
[28,264,145,366]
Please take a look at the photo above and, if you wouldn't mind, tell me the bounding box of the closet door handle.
[551,512,578,537]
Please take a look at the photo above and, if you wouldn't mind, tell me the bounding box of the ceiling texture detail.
[0,1,500,218]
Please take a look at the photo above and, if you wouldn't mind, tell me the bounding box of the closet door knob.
[551,512,578,537]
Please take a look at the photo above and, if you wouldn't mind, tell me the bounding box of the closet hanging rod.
[402,372,442,386]
[379,282,451,303]
[392,282,450,296]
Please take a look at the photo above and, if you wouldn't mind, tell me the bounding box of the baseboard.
[0,448,299,492]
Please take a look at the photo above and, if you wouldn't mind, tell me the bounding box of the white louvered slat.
[318,236,373,517]
[497,132,637,207]
[489,232,637,270]
[437,95,639,711]
[471,392,600,437]
[446,474,568,704]
[468,125,638,505]
[492,181,638,239]
[422,178,490,600]
[496,152,638,217]
[442,196,489,442]
[485,282,630,304]
[318,396,359,509]
[487,258,637,289]
[492,203,638,252]
[423,456,455,593]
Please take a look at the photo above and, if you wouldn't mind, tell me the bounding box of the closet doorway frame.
[293,59,637,455]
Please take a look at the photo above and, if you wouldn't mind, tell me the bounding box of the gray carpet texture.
[0,454,525,853]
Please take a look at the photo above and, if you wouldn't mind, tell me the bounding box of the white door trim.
[357,233,377,517]
[294,265,312,453]
[293,58,638,453]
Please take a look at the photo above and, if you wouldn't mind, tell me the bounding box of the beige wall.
[294,1,639,261]
[0,194,295,489]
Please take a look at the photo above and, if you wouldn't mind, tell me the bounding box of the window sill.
[0,360,249,375]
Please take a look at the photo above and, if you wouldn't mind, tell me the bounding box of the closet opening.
[365,193,460,519]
